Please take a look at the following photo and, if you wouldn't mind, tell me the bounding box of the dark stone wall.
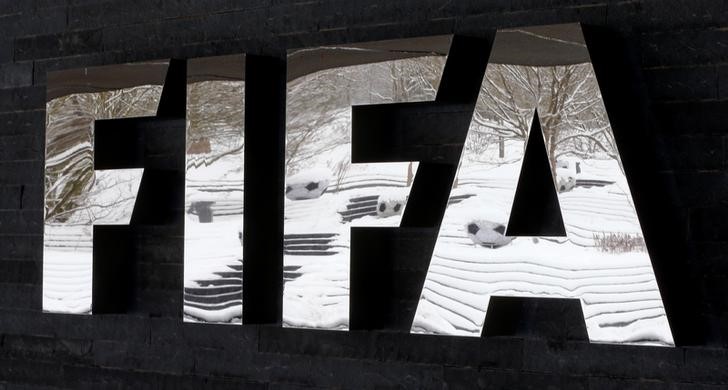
[1,0,727,388]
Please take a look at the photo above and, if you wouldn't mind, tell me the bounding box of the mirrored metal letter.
[43,62,167,313]
[411,24,674,346]
[284,37,451,329]
[183,55,246,323]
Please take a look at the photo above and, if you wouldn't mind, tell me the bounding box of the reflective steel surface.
[411,25,674,346]
[183,54,245,323]
[43,62,167,313]
[42,27,672,344]
[283,37,450,329]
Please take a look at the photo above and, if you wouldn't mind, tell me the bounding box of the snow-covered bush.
[466,220,513,248]
[593,233,646,253]
[286,167,331,200]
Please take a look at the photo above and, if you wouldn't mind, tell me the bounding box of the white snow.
[280,55,674,346]
[407,106,674,346]
[42,53,674,347]
[43,170,143,314]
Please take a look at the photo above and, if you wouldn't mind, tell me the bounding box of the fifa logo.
[42,24,678,347]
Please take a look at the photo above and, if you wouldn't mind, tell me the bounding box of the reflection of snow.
[411,116,673,345]
[184,147,244,323]
[284,162,416,330]
[43,82,162,314]
[283,54,445,332]
[286,167,331,200]
[184,215,242,284]
[376,187,409,218]
[43,226,93,314]
[283,65,672,345]
[180,48,671,345]
[43,170,143,314]
[280,147,673,346]
[183,213,243,324]
[413,237,671,345]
